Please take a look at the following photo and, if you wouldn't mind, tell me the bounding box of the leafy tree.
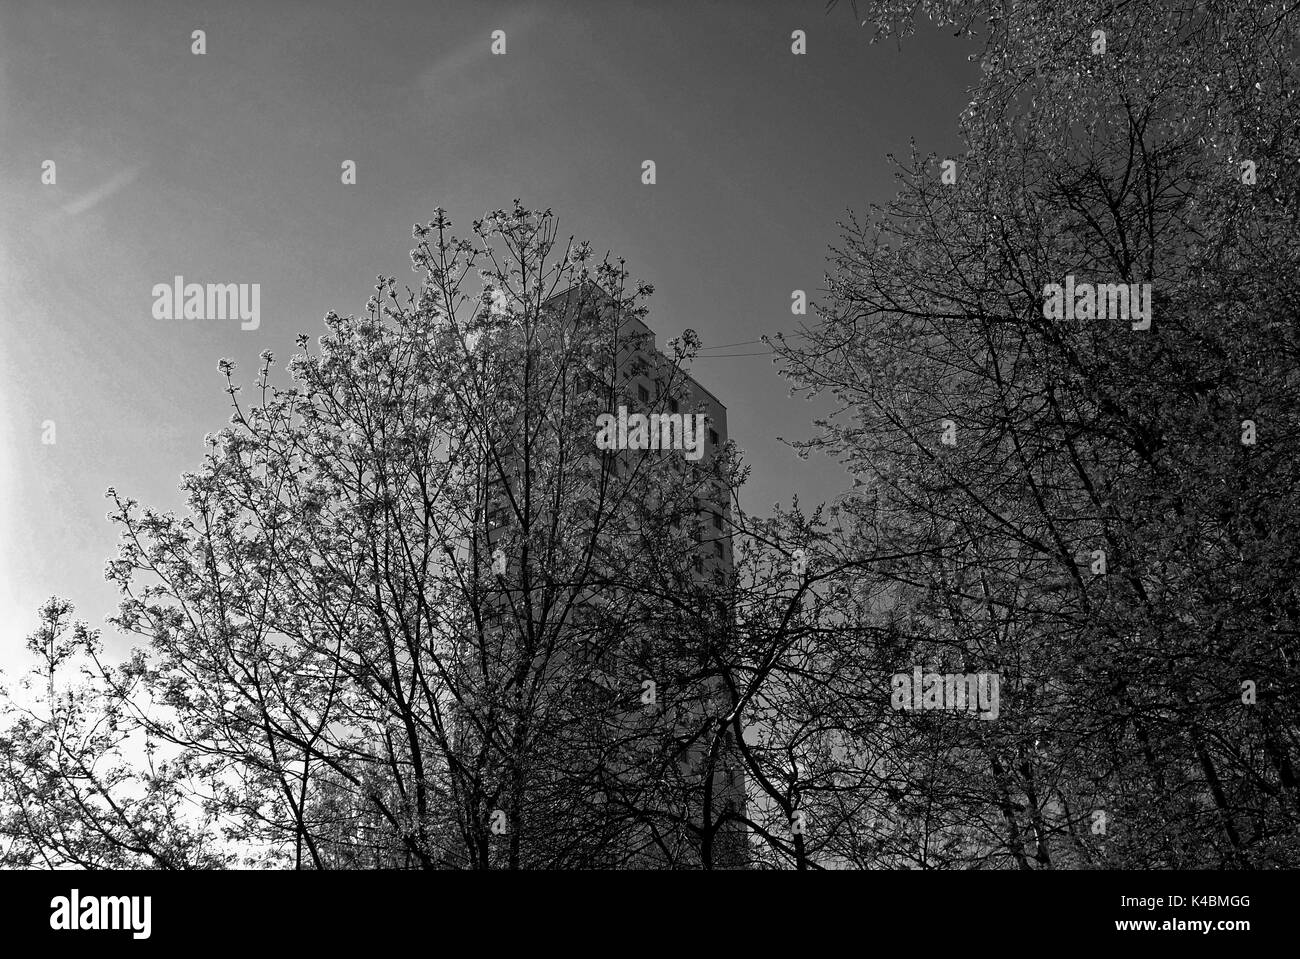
[2,204,750,869]
[766,0,1300,866]
[0,598,225,868]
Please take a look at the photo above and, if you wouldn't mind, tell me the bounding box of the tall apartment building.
[479,283,747,867]
[600,294,747,869]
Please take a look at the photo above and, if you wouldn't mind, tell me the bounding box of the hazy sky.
[0,0,977,668]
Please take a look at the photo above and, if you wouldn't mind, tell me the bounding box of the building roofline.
[546,284,728,412]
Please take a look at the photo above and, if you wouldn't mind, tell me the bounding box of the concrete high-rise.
[478,282,748,867]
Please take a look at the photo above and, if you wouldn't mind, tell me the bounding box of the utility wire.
[688,330,814,357]
[695,330,814,352]
[695,338,765,351]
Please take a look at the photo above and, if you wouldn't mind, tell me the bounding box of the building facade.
[476,283,748,867]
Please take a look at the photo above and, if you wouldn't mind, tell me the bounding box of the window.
[712,512,723,530]
[581,638,607,668]
[637,384,650,404]
[693,555,704,574]
[669,398,679,414]
[709,429,719,448]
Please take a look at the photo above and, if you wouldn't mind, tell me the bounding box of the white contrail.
[61,165,142,216]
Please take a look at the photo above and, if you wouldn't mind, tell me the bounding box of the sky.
[0,0,977,669]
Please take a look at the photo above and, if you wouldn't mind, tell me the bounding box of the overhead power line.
[696,339,765,351]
